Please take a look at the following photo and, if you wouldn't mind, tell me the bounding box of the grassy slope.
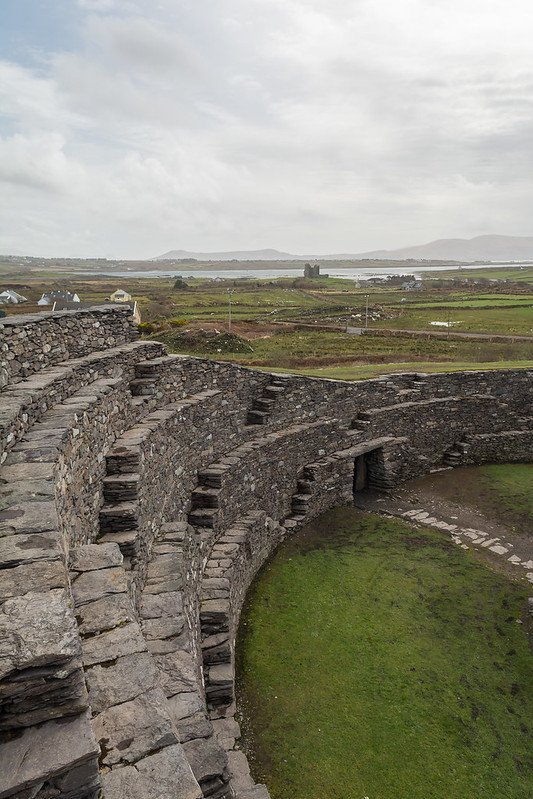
[154,326,533,374]
[238,508,533,799]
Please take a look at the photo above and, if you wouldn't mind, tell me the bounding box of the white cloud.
[0,0,532,256]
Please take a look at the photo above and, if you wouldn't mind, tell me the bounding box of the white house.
[0,290,28,304]
[38,290,80,306]
[110,289,132,302]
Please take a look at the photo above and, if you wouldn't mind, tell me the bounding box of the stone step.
[263,385,285,397]
[105,445,141,474]
[246,410,268,425]
[129,377,154,396]
[99,501,139,533]
[188,507,218,528]
[351,418,370,430]
[103,473,140,502]
[291,493,311,506]
[0,711,100,799]
[192,486,220,509]
[134,357,167,377]
[198,468,224,488]
[297,478,313,493]
[252,398,275,412]
[291,494,311,513]
[98,529,138,560]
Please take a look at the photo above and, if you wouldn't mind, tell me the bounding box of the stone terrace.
[0,308,531,799]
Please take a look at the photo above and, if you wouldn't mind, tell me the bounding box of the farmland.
[1,265,532,379]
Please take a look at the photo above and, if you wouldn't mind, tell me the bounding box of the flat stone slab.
[0,589,80,680]
[75,594,134,636]
[101,745,201,799]
[154,651,198,697]
[85,652,160,715]
[0,559,66,602]
[140,591,183,620]
[0,461,55,483]
[71,567,128,606]
[0,710,98,798]
[82,622,147,666]
[142,616,185,641]
[93,687,177,766]
[0,532,64,571]
[182,736,229,784]
[228,749,253,791]
[70,543,123,572]
[0,501,59,535]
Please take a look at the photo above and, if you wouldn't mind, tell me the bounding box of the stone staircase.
[246,375,288,425]
[442,439,471,467]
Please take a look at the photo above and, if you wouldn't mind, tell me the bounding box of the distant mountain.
[154,248,298,262]
[347,235,533,262]
[153,236,533,263]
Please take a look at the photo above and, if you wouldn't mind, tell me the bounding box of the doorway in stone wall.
[353,453,368,492]
[353,446,386,493]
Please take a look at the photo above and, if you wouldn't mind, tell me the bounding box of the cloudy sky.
[0,0,532,258]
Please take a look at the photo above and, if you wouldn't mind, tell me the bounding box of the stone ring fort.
[0,307,531,798]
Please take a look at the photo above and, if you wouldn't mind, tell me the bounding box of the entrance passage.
[353,446,382,493]
[353,454,368,491]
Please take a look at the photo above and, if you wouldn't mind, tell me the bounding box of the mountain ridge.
[154,235,533,263]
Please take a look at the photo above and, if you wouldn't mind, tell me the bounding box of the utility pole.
[365,295,369,329]
[227,289,233,333]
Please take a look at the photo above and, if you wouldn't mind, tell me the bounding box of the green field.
[237,507,533,799]
[263,359,533,381]
[371,305,533,335]
[3,271,532,372]
[422,266,533,284]
[150,324,533,377]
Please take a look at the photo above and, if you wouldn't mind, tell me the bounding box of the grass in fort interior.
[481,464,533,521]
[419,464,533,537]
[237,507,533,799]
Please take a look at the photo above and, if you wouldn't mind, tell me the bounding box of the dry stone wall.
[0,308,531,799]
[0,306,138,388]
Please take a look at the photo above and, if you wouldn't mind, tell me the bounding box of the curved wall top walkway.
[0,306,138,388]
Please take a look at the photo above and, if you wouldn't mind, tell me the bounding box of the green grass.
[371,305,533,334]
[153,329,531,370]
[394,298,533,309]
[426,465,533,535]
[481,465,533,520]
[422,266,533,284]
[238,507,533,799]
[262,359,533,380]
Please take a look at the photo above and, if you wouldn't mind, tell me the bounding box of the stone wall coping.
[0,304,133,329]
